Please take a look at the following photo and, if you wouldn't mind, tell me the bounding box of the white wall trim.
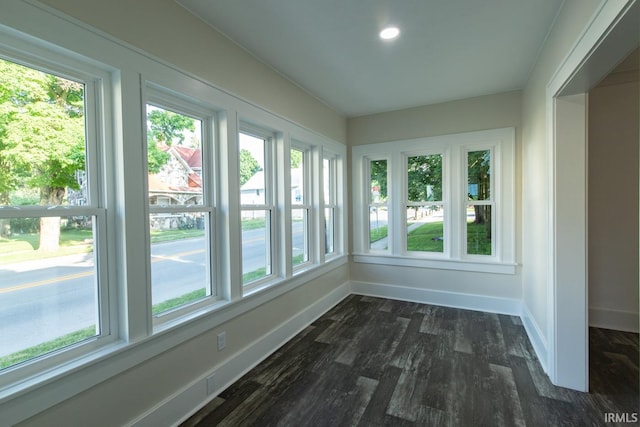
[129,280,352,427]
[521,303,549,374]
[544,0,638,390]
[589,308,639,333]
[350,280,521,316]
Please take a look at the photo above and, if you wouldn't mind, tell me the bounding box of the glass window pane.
[292,208,308,266]
[291,148,304,205]
[150,212,209,315]
[370,160,387,202]
[468,150,491,201]
[0,58,87,207]
[324,207,334,254]
[467,205,492,255]
[406,206,444,253]
[0,216,98,369]
[242,210,271,284]
[369,206,388,250]
[239,133,265,205]
[146,105,203,207]
[323,158,332,205]
[407,155,442,202]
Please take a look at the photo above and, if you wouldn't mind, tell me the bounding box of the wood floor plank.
[182,295,639,427]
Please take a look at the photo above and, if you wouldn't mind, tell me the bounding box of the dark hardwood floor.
[182,295,639,426]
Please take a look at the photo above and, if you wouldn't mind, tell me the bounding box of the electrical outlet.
[217,331,226,351]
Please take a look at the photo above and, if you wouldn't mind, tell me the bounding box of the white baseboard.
[520,303,548,374]
[350,280,522,316]
[129,281,351,427]
[589,307,639,333]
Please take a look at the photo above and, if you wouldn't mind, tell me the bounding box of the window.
[352,128,515,273]
[239,128,274,286]
[145,97,216,319]
[368,159,389,251]
[323,155,338,256]
[0,56,110,369]
[291,145,310,268]
[466,149,493,256]
[406,154,444,254]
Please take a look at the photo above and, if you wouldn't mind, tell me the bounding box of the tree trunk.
[39,186,66,252]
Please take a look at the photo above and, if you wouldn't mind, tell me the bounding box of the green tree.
[468,150,491,239]
[147,109,195,146]
[146,108,195,173]
[370,160,388,202]
[0,58,86,250]
[406,155,442,219]
[239,149,261,186]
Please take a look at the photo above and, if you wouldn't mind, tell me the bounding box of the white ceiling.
[177,0,564,117]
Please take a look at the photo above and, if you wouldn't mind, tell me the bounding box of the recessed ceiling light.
[379,26,400,40]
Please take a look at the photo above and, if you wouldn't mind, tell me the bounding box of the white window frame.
[144,88,219,326]
[352,127,516,274]
[239,124,277,291]
[0,42,116,382]
[322,153,338,258]
[403,151,448,257]
[290,141,313,271]
[0,4,348,420]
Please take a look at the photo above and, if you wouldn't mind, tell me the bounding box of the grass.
[152,288,207,315]
[370,225,388,243]
[406,221,444,252]
[467,221,492,255]
[0,228,206,265]
[405,220,492,255]
[241,218,267,231]
[0,229,94,264]
[150,228,205,244]
[243,267,267,284]
[0,287,210,369]
[0,326,96,370]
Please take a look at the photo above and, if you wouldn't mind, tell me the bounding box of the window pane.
[407,155,442,202]
[0,59,87,207]
[369,206,388,250]
[150,212,209,315]
[291,148,304,205]
[370,160,387,202]
[324,207,334,254]
[239,133,265,205]
[323,158,332,205]
[146,105,203,207]
[468,150,491,201]
[467,205,492,255]
[406,206,444,253]
[0,216,98,369]
[242,210,271,284]
[292,208,308,266]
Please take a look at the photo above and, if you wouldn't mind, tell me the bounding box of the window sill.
[352,253,517,275]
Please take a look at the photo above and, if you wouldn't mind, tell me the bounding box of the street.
[0,224,305,358]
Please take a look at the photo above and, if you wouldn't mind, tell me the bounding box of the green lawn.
[150,228,205,244]
[405,220,491,255]
[406,221,444,252]
[0,326,96,369]
[0,229,94,264]
[370,225,388,243]
[152,288,207,315]
[467,221,492,255]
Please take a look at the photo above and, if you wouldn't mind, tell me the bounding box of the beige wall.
[40,0,346,144]
[520,0,601,340]
[588,60,639,331]
[347,91,523,300]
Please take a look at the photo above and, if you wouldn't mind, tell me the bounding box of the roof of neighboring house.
[148,145,203,195]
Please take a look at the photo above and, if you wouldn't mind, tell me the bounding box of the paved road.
[0,224,305,358]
